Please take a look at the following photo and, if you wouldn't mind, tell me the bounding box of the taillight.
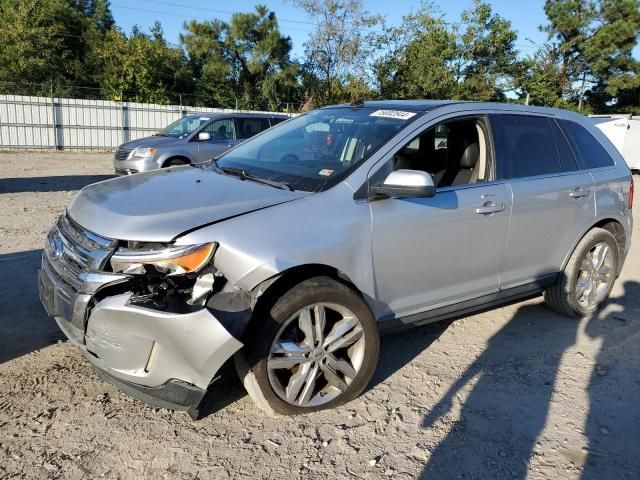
[629,178,634,209]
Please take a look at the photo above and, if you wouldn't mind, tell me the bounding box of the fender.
[155,149,197,167]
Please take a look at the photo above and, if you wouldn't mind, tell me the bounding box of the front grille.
[114,147,132,162]
[41,214,128,330]
[45,214,118,287]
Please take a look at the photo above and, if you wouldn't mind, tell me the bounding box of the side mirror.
[371,169,436,198]
[198,132,211,142]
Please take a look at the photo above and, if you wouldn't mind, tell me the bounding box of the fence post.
[121,102,129,144]
[50,82,59,150]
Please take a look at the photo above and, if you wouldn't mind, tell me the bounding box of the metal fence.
[0,94,291,150]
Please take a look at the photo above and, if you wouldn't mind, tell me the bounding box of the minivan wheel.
[544,228,619,318]
[165,158,187,167]
[235,276,380,415]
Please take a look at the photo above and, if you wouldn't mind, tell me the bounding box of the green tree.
[181,5,298,110]
[290,0,382,106]
[98,23,193,103]
[374,8,457,99]
[0,0,118,96]
[454,0,519,101]
[543,0,640,111]
[513,44,575,108]
[0,0,67,93]
[373,1,518,102]
[180,19,235,107]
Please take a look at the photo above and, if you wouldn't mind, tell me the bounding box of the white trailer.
[590,114,640,172]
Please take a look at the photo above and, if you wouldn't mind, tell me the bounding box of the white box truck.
[591,114,640,172]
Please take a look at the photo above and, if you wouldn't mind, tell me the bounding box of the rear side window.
[237,117,270,139]
[551,120,579,172]
[491,114,561,179]
[559,120,615,169]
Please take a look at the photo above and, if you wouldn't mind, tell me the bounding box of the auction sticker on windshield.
[370,110,417,120]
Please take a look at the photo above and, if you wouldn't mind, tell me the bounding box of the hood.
[67,166,306,242]
[120,135,183,150]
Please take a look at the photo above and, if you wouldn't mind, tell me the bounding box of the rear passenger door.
[492,114,596,290]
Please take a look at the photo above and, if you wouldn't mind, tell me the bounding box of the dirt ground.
[0,151,638,480]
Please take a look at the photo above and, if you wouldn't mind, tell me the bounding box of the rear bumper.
[39,255,243,410]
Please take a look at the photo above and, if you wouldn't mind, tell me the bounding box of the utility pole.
[525,92,530,105]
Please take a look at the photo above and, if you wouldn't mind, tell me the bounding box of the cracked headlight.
[110,243,216,275]
[129,147,157,159]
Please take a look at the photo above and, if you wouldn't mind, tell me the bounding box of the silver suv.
[39,101,633,417]
[113,112,288,175]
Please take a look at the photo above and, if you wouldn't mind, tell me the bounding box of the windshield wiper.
[213,161,294,191]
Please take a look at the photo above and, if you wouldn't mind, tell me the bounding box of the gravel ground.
[0,151,639,480]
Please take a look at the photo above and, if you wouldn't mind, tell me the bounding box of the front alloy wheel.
[236,276,380,415]
[267,303,366,407]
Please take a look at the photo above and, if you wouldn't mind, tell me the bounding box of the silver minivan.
[39,101,633,417]
[113,112,288,175]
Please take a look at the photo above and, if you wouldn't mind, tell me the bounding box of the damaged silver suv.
[39,101,633,417]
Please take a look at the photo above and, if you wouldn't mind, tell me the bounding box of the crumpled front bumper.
[38,253,244,411]
[84,293,243,392]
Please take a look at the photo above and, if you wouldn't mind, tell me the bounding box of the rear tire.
[544,228,619,317]
[235,276,380,415]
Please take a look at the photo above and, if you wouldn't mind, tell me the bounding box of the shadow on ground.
[418,282,640,479]
[0,175,112,194]
[0,249,63,363]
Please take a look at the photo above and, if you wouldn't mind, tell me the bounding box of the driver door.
[369,116,512,319]
[195,118,237,161]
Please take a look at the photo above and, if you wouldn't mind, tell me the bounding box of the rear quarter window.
[491,114,561,179]
[551,120,579,172]
[559,120,615,169]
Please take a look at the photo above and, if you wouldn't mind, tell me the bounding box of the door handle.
[569,186,590,198]
[476,201,505,215]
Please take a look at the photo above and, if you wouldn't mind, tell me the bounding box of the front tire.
[544,228,619,317]
[165,158,187,167]
[236,276,380,415]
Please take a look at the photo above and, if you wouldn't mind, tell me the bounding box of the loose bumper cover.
[38,216,243,411]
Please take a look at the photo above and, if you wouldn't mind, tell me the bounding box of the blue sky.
[109,0,551,59]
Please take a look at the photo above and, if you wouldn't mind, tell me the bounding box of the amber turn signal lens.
[158,243,216,273]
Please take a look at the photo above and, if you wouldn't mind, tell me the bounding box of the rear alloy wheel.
[545,228,619,317]
[574,242,615,309]
[236,276,379,415]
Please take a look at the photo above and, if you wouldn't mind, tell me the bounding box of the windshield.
[212,107,421,192]
[158,116,212,139]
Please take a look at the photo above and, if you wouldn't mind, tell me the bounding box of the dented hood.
[67,166,305,242]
